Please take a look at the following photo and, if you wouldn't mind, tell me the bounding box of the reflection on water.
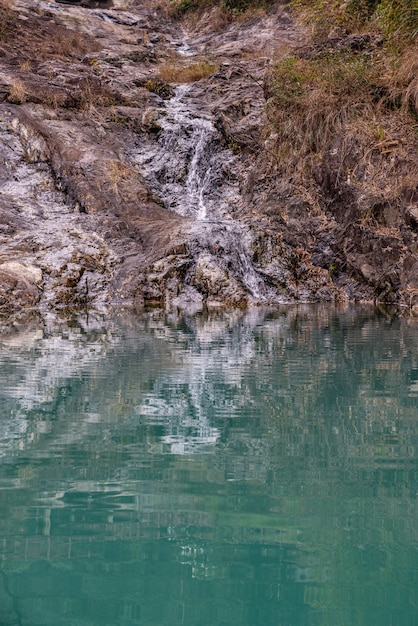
[0,306,418,626]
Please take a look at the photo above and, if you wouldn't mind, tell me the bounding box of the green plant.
[328,262,337,277]
[144,78,174,98]
[167,0,266,17]
[376,1,418,44]
[227,137,241,153]
[291,0,417,45]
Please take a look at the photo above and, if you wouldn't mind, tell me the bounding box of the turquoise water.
[0,306,418,626]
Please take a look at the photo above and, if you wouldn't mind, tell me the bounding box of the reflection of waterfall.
[135,309,273,454]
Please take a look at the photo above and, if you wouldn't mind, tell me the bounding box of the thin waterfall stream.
[134,84,225,221]
[133,81,270,301]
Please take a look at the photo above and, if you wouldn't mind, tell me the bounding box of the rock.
[10,116,49,163]
[0,262,43,285]
[405,206,418,231]
[0,0,415,317]
[172,285,204,313]
[192,254,247,306]
[0,263,42,314]
[141,107,163,132]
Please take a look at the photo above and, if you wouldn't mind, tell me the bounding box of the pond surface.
[0,306,418,626]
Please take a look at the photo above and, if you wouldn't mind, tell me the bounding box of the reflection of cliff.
[1,306,418,626]
[0,305,417,518]
[1,306,418,476]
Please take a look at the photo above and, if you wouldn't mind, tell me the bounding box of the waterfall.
[186,127,212,221]
[134,83,274,302]
[134,85,222,221]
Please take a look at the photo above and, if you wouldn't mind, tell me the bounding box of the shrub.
[376,1,418,45]
[167,0,266,17]
[387,41,418,114]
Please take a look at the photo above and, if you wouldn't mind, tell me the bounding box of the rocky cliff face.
[0,0,417,320]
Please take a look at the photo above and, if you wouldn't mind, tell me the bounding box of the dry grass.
[165,0,267,20]
[20,60,31,72]
[0,9,100,60]
[49,30,94,59]
[0,2,16,41]
[387,42,418,115]
[291,0,417,46]
[266,0,418,183]
[106,159,133,196]
[263,36,418,218]
[182,4,232,30]
[7,79,26,104]
[157,58,218,82]
[65,77,123,110]
[266,51,380,171]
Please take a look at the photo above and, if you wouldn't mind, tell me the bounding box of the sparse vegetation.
[0,3,100,61]
[167,0,267,17]
[0,0,16,41]
[107,159,133,196]
[157,58,219,82]
[265,50,380,169]
[20,60,31,72]
[291,0,417,46]
[143,77,174,99]
[8,79,26,104]
[257,0,418,210]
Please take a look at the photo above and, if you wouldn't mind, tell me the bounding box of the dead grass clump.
[157,59,218,82]
[49,29,98,59]
[205,4,232,29]
[4,13,101,61]
[165,0,267,20]
[7,79,26,104]
[63,77,123,110]
[291,0,417,47]
[387,42,418,115]
[106,159,133,196]
[0,3,16,41]
[182,4,232,31]
[291,0,377,40]
[165,0,216,19]
[266,51,379,171]
[20,60,31,72]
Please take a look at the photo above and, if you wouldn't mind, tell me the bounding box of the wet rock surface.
[0,0,417,318]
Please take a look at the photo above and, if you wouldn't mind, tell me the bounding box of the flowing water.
[135,84,237,221]
[133,83,272,301]
[1,306,418,626]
